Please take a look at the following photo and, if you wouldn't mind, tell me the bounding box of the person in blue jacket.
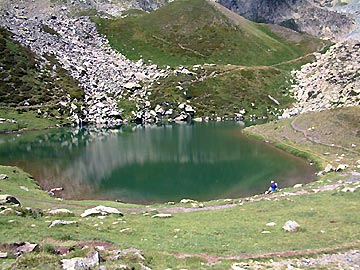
[265,180,278,194]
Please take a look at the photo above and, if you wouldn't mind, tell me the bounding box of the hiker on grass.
[265,180,278,194]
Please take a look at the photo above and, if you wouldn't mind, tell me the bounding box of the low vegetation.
[148,65,294,119]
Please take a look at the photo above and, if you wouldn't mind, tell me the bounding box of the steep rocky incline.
[54,0,169,17]
[331,0,360,40]
[218,0,355,40]
[282,40,360,118]
[0,0,168,125]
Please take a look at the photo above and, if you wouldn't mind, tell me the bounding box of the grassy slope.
[93,0,328,121]
[244,107,360,171]
[0,28,84,132]
[93,0,326,67]
[148,65,294,119]
[0,167,359,269]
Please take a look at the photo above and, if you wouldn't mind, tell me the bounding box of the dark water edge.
[0,121,317,204]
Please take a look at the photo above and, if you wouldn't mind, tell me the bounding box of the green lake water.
[0,122,316,204]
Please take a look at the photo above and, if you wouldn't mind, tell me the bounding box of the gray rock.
[80,205,123,218]
[139,263,152,270]
[282,220,300,232]
[0,174,8,180]
[47,209,74,215]
[61,251,99,270]
[49,220,77,228]
[16,242,39,254]
[0,252,8,258]
[0,195,21,206]
[336,164,349,171]
[151,213,172,218]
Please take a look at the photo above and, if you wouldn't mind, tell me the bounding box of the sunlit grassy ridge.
[93,0,326,67]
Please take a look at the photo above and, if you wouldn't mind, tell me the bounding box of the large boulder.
[0,195,21,206]
[80,206,123,218]
[49,220,77,228]
[282,220,300,232]
[61,251,99,270]
[0,174,8,180]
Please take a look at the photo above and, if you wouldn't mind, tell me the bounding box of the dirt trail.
[166,241,360,265]
[22,179,352,214]
[291,118,360,155]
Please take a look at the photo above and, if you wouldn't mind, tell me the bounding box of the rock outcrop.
[0,0,168,125]
[218,0,354,39]
[282,40,360,118]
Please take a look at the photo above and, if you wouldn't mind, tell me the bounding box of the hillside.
[0,27,84,132]
[219,0,355,39]
[94,0,327,67]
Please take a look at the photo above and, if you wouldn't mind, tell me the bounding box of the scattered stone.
[16,242,39,254]
[80,206,123,217]
[119,228,134,233]
[341,187,356,193]
[231,263,247,270]
[0,208,20,216]
[47,209,74,216]
[151,214,172,218]
[0,195,21,206]
[324,164,335,173]
[19,186,29,191]
[282,220,300,232]
[266,222,277,227]
[49,220,77,228]
[0,174,8,180]
[293,184,303,188]
[139,263,152,270]
[336,164,349,171]
[61,251,99,270]
[0,252,8,258]
[261,230,271,234]
[116,265,131,270]
[110,248,145,262]
[180,199,197,204]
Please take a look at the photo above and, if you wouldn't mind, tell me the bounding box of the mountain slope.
[0,27,85,131]
[218,0,354,39]
[94,0,327,67]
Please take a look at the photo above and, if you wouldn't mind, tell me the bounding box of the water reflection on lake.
[0,122,316,204]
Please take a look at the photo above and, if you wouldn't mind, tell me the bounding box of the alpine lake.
[0,121,317,204]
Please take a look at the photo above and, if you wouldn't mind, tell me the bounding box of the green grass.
[0,108,69,133]
[92,0,326,67]
[0,162,359,269]
[245,107,360,172]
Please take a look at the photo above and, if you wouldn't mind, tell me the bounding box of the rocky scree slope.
[332,0,360,41]
[0,0,169,126]
[218,0,354,40]
[59,0,170,16]
[282,40,360,118]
